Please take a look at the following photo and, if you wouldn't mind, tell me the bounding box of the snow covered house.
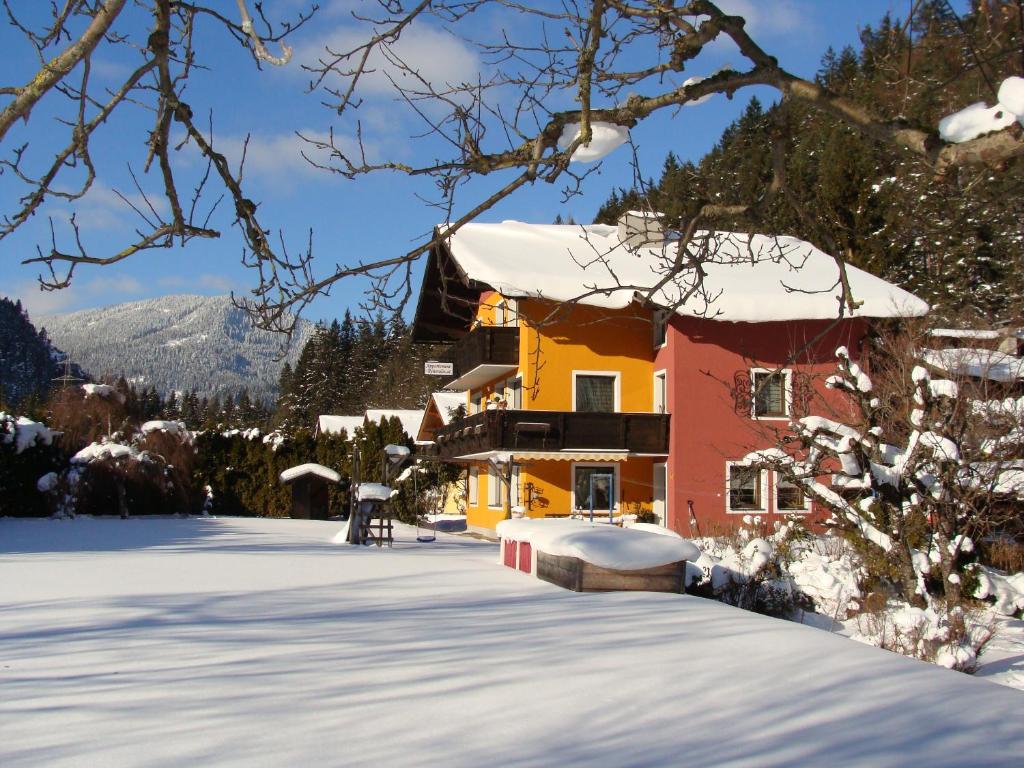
[317,409,426,443]
[411,216,927,535]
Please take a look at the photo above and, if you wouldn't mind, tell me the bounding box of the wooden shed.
[279,463,341,520]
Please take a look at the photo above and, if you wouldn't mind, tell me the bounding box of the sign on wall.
[424,361,454,376]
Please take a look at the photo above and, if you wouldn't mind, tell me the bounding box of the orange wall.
[465,295,657,412]
[463,457,657,530]
[461,293,661,530]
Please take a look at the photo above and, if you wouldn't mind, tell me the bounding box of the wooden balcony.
[442,326,520,389]
[434,409,670,459]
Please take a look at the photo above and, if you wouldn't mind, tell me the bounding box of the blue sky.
[0,1,917,325]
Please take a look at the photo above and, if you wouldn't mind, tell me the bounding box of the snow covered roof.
[365,409,425,439]
[430,392,465,425]
[928,328,1003,340]
[495,518,699,570]
[921,348,1024,383]
[279,463,342,484]
[440,221,928,322]
[318,415,365,437]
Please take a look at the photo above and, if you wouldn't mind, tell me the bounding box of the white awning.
[454,450,635,462]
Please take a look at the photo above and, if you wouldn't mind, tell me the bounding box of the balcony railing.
[434,409,670,458]
[442,326,519,388]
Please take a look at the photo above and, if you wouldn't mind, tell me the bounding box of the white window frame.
[750,367,792,421]
[467,466,479,506]
[571,462,620,514]
[504,374,523,409]
[652,461,668,527]
[487,465,503,509]
[510,465,521,508]
[774,471,812,513]
[470,392,483,415]
[494,298,507,327]
[725,461,768,514]
[506,298,519,327]
[653,369,668,414]
[571,370,622,413]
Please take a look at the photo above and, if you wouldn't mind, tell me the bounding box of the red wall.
[655,316,867,536]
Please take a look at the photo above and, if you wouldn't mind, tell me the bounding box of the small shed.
[279,463,342,520]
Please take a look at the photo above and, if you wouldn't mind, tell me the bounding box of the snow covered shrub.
[851,600,994,672]
[57,422,201,517]
[689,516,814,618]
[0,412,64,517]
[752,324,1024,611]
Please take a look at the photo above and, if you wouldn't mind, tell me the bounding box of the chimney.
[617,210,664,250]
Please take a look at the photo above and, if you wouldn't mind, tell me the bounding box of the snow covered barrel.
[279,463,341,520]
[496,519,699,594]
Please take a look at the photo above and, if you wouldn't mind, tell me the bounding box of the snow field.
[1,517,1021,767]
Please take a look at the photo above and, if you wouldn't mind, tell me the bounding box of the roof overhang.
[411,236,490,344]
[446,363,518,391]
[452,449,640,462]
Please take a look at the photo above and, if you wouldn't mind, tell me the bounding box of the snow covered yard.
[1,518,1021,767]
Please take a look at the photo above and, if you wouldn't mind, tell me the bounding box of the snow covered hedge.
[0,412,64,517]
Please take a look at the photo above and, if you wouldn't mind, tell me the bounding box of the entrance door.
[652,462,667,526]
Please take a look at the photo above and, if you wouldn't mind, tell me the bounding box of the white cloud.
[295,22,482,99]
[9,274,146,318]
[47,182,169,233]
[196,274,236,293]
[715,0,803,35]
[202,129,366,191]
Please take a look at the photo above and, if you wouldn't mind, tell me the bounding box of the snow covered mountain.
[38,295,315,403]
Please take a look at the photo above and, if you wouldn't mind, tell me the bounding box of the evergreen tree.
[592,2,1024,322]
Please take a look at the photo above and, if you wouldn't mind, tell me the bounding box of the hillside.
[39,295,315,403]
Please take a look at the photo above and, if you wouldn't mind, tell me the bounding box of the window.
[653,309,669,349]
[510,466,521,507]
[505,376,522,409]
[467,467,478,506]
[487,465,503,508]
[574,373,618,412]
[653,370,667,414]
[776,475,809,512]
[752,369,790,419]
[573,464,617,513]
[470,392,482,415]
[727,464,764,511]
[494,300,507,327]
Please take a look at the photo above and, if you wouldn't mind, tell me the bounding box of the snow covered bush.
[0,412,64,517]
[689,516,816,618]
[752,327,1024,614]
[57,422,200,518]
[850,600,995,673]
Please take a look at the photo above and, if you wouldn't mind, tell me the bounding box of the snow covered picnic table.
[0,517,1021,767]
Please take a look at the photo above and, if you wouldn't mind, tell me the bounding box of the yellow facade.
[461,292,660,531]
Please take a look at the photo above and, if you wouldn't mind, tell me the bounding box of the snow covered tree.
[752,326,1024,611]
